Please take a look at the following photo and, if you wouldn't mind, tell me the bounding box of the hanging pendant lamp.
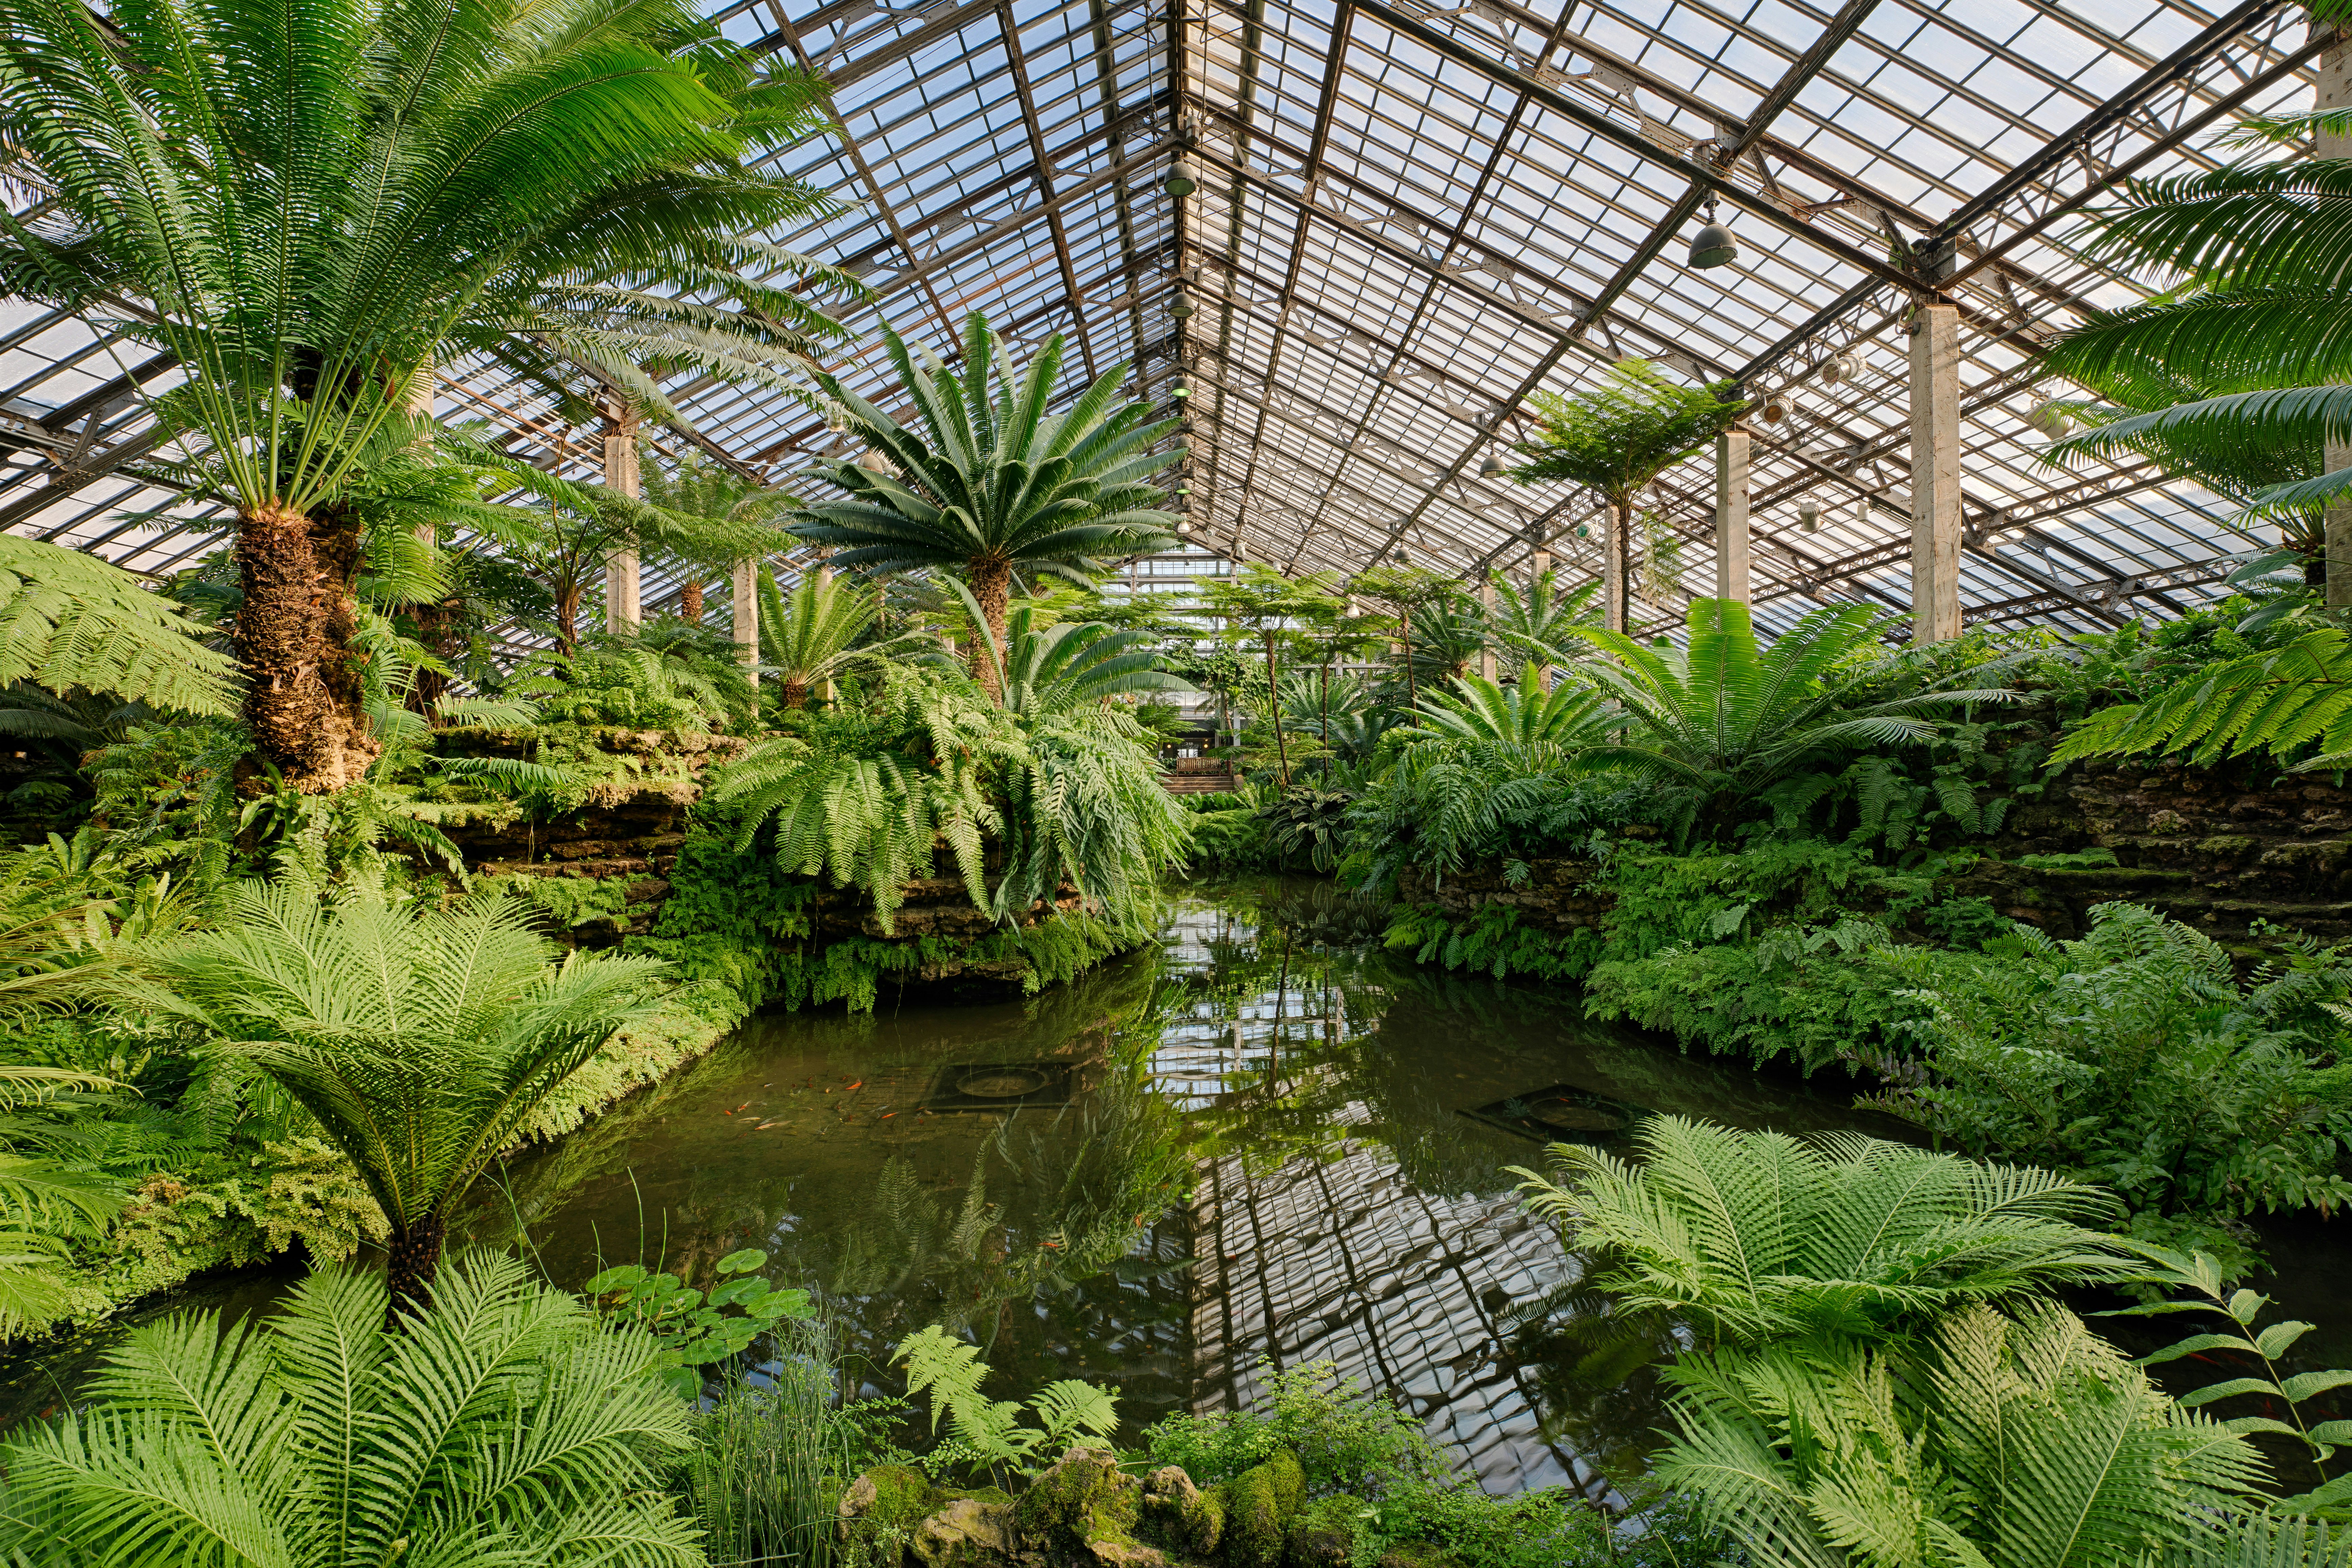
[1689,198,1738,269]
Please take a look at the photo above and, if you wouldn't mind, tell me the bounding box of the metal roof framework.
[0,0,2330,636]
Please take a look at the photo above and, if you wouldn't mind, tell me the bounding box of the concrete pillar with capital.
[1908,304,1962,645]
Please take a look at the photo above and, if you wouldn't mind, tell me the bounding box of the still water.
[6,877,2346,1494]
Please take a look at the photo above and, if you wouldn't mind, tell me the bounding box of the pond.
[6,876,2350,1496]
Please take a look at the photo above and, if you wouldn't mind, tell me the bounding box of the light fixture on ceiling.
[1822,351,1862,387]
[1574,523,1590,539]
[1479,451,1507,479]
[1165,157,1199,197]
[1176,518,1193,535]
[824,401,848,434]
[1170,284,1196,319]
[1688,198,1738,270]
[1759,392,1792,425]
[1798,500,1821,534]
[2026,400,2075,439]
[1171,382,1190,402]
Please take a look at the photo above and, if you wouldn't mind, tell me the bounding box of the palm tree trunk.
[966,557,1012,699]
[681,580,705,622]
[1604,498,1630,633]
[384,1213,446,1327]
[783,678,810,710]
[1264,629,1289,788]
[554,583,582,658]
[237,501,380,793]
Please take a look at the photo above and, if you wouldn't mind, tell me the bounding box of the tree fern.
[0,1252,704,1565]
[1512,1116,2141,1348]
[0,536,238,717]
[2047,628,2352,771]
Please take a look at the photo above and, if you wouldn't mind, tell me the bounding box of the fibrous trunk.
[783,678,810,710]
[681,580,705,622]
[384,1212,447,1328]
[966,556,1012,699]
[237,501,379,792]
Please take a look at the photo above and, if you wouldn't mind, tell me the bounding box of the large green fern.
[0,536,239,717]
[0,1252,704,1565]
[1513,1116,2142,1348]
[1660,1300,2265,1568]
[2047,627,2352,771]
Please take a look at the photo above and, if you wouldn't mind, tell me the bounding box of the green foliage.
[1384,901,1601,983]
[1142,1360,1445,1495]
[586,1246,815,1398]
[793,312,1181,670]
[514,639,755,732]
[1567,597,2019,799]
[1506,359,1744,503]
[1661,1299,2266,1568]
[0,1252,704,1565]
[1183,805,1276,873]
[0,535,239,718]
[1514,1117,2139,1349]
[1256,787,1357,873]
[134,881,675,1304]
[2103,1244,2352,1517]
[1867,904,2352,1243]
[759,567,921,709]
[894,1323,1120,1480]
[2049,627,2352,772]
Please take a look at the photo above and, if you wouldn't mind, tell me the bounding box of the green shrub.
[1141,1361,1444,1496]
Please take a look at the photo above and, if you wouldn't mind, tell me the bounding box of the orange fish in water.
[880,1112,896,1120]
[844,1080,863,1092]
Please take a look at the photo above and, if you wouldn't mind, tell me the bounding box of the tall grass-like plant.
[0,0,846,789]
[0,1253,704,1565]
[136,883,673,1315]
[793,313,1182,696]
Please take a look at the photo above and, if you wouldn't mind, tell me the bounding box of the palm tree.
[1196,564,1340,787]
[0,536,238,719]
[1513,1116,2141,1349]
[1563,597,2018,805]
[1482,567,1600,679]
[758,567,924,710]
[0,1252,705,1564]
[791,313,1184,696]
[0,0,846,791]
[136,884,672,1316]
[639,448,794,625]
[1504,360,1746,631]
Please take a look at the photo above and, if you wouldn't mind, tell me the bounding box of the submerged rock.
[1140,1464,1224,1557]
[1218,1449,1306,1568]
[1014,1445,1164,1568]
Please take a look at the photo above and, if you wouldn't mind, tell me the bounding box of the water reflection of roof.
[1191,1114,1609,1500]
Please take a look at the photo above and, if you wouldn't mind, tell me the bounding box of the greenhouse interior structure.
[11,0,2352,1556]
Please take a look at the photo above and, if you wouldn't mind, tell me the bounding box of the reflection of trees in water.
[1496,1270,1684,1486]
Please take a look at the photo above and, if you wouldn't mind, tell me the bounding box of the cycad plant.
[136,884,673,1315]
[1482,567,1600,679]
[0,1253,705,1565]
[1406,669,1615,759]
[972,596,1191,720]
[792,313,1183,695]
[1513,1116,2141,1348]
[1503,360,1745,630]
[1565,597,2016,808]
[758,568,922,710]
[0,0,845,789]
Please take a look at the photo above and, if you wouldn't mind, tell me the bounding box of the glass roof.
[0,0,2326,636]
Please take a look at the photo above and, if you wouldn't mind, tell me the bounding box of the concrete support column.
[732,558,759,687]
[1714,428,1750,605]
[1908,304,1962,645]
[2320,27,2352,604]
[1478,581,1497,681]
[1603,503,1629,633]
[602,413,641,635]
[1529,547,1551,692]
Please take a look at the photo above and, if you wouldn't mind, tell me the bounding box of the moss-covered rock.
[840,1465,943,1557]
[1014,1446,1163,1568]
[1217,1449,1306,1568]
[913,1496,1019,1568]
[1140,1464,1223,1557]
[1283,1495,1360,1568]
[1374,1542,1463,1568]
